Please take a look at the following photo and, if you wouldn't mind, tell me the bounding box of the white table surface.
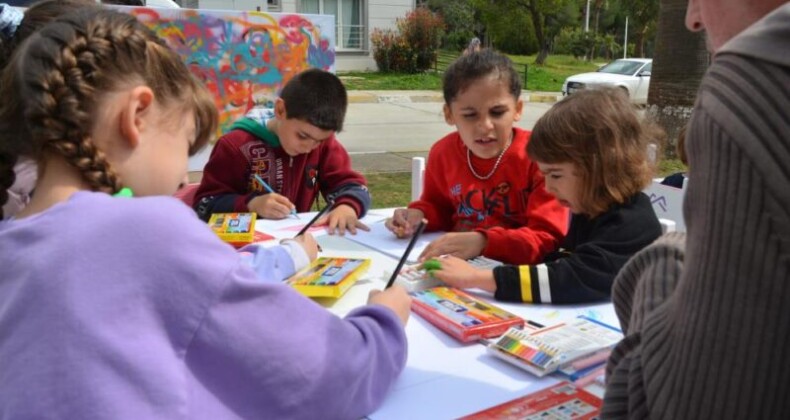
[255,209,616,419]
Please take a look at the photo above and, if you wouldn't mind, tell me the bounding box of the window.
[299,0,366,50]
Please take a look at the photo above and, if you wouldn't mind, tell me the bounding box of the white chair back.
[411,157,426,202]
[644,178,687,232]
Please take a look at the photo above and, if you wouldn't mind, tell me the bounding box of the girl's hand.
[314,204,370,236]
[292,233,319,261]
[419,232,487,261]
[385,208,425,238]
[425,256,496,292]
[368,286,412,325]
[248,193,296,219]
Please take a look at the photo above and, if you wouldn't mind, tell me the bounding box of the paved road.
[341,91,556,173]
[188,90,559,175]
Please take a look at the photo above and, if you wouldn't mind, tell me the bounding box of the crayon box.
[410,287,524,342]
[286,257,371,298]
[208,212,257,248]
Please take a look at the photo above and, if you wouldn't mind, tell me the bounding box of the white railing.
[337,24,366,50]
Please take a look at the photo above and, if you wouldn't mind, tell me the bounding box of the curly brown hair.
[528,87,662,216]
[0,8,217,218]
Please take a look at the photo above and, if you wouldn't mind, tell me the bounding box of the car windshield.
[597,60,645,76]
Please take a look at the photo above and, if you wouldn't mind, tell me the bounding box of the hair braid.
[21,12,153,194]
[1,8,217,206]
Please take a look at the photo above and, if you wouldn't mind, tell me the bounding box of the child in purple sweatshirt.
[0,8,410,419]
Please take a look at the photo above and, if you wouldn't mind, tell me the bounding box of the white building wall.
[197,0,269,12]
[195,0,416,71]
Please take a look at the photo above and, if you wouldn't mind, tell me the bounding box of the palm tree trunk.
[647,0,709,158]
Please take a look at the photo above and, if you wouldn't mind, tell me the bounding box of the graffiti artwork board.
[127,7,335,137]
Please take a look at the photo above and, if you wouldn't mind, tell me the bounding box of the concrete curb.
[347,90,561,104]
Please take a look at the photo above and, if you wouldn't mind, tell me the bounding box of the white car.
[146,0,181,7]
[561,58,653,104]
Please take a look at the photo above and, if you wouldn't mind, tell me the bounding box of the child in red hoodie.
[194,69,370,235]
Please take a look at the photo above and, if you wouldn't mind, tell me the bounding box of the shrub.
[371,7,444,73]
[370,29,415,73]
[397,8,445,71]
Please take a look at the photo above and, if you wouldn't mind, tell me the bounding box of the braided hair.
[0,8,217,218]
[0,0,98,218]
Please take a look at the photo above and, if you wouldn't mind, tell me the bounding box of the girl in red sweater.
[385,50,568,265]
[428,88,663,304]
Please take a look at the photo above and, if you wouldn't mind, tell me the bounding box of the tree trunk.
[647,0,709,158]
[525,0,548,65]
[633,30,646,57]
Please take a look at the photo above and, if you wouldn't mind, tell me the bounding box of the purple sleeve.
[185,268,407,419]
[237,244,297,282]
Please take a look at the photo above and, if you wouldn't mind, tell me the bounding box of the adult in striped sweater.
[427,88,662,304]
[602,1,790,418]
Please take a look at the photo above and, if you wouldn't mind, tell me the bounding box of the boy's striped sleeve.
[492,251,615,304]
[493,264,551,303]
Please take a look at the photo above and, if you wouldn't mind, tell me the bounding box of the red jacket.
[408,128,568,265]
[194,129,370,221]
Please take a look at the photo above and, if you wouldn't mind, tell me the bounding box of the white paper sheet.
[344,219,443,264]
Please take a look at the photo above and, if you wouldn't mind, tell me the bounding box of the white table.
[255,210,617,419]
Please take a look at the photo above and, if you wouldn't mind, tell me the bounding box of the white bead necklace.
[466,134,513,180]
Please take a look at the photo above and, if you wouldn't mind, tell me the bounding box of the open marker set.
[393,256,504,292]
[486,316,623,377]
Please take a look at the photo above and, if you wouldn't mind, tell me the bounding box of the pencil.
[253,174,299,219]
[385,219,428,289]
[295,202,334,237]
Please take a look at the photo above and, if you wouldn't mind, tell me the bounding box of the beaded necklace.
[466,134,513,180]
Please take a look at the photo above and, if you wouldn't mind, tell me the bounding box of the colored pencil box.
[486,315,622,377]
[208,212,257,248]
[410,287,524,342]
[285,257,371,298]
[460,381,602,420]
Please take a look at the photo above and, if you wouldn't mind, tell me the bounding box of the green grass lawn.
[365,159,686,209]
[340,51,599,92]
[366,172,413,208]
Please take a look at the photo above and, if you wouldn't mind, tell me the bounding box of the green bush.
[370,8,444,73]
[371,29,416,73]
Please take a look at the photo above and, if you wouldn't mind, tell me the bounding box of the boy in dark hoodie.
[194,69,371,235]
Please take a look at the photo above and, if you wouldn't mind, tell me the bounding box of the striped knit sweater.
[602,4,790,419]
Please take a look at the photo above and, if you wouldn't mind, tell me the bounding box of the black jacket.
[492,193,661,304]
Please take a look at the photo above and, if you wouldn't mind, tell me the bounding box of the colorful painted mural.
[128,7,335,136]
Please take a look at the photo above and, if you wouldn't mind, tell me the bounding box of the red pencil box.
[410,287,524,342]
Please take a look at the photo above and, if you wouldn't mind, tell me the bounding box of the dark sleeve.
[492,245,616,304]
[493,199,661,304]
[317,137,371,217]
[193,132,262,221]
[660,172,686,188]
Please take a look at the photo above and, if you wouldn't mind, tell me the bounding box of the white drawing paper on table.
[346,220,443,263]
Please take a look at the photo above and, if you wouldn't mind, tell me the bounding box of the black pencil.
[295,202,333,237]
[385,219,428,289]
